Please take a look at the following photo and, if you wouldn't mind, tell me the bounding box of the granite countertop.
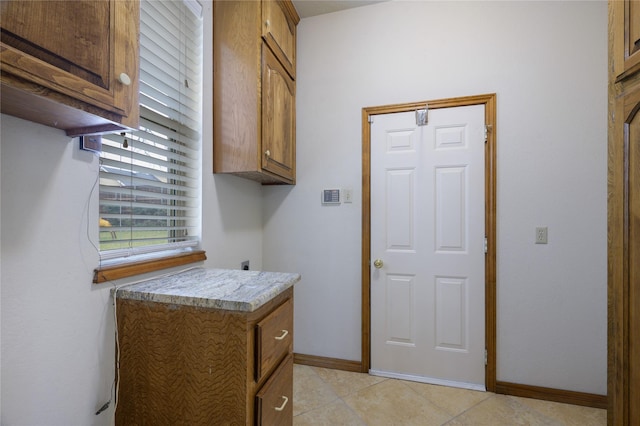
[113,267,300,312]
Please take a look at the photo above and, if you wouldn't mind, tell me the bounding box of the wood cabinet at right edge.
[608,1,640,425]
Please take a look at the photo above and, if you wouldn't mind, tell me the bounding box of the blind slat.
[99,158,200,185]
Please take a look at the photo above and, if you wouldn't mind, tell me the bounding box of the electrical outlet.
[535,227,548,244]
[241,260,249,270]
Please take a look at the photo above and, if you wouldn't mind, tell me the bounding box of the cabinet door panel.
[262,45,295,183]
[0,0,138,121]
[262,0,296,78]
[625,1,640,73]
[1,1,110,88]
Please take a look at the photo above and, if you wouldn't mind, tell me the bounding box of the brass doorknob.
[373,259,384,269]
[265,150,271,157]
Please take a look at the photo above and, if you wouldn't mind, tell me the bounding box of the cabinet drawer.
[256,297,293,382]
[262,0,297,78]
[255,354,293,426]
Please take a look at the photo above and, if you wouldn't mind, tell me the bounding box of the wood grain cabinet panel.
[0,0,139,136]
[255,354,294,426]
[115,287,294,425]
[213,0,298,185]
[624,1,640,74]
[609,1,640,425]
[256,296,293,382]
[624,83,640,426]
[262,0,297,78]
[262,45,296,182]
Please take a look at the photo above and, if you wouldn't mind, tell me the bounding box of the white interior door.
[370,104,486,390]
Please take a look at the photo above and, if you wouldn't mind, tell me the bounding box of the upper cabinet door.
[262,0,299,78]
[0,0,139,135]
[624,1,640,74]
[262,45,295,183]
[612,0,640,80]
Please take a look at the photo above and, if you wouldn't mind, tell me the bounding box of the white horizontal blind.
[99,0,203,263]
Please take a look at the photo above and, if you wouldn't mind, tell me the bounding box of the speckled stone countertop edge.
[112,268,300,312]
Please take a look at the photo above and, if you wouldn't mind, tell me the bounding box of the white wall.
[263,0,608,395]
[0,3,264,424]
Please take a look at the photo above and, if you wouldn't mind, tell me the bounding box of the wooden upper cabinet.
[262,0,297,78]
[608,2,640,425]
[213,0,299,185]
[0,0,139,136]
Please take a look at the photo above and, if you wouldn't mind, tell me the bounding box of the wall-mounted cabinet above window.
[0,0,139,136]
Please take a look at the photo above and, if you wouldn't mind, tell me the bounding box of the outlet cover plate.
[536,227,548,244]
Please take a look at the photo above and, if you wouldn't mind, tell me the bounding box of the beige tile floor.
[293,364,607,426]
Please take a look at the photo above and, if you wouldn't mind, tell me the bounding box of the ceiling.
[292,0,387,19]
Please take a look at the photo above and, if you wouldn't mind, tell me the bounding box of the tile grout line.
[302,366,396,425]
[292,365,341,419]
[440,394,499,425]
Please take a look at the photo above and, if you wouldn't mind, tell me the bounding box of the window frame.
[93,0,205,283]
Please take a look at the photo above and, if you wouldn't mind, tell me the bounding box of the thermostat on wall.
[322,189,341,204]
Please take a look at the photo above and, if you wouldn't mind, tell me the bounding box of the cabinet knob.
[264,150,271,157]
[118,72,132,86]
[265,19,270,28]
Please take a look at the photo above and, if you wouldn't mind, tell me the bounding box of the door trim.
[361,93,497,391]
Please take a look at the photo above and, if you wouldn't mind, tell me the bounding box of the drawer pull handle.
[274,395,289,412]
[275,329,289,340]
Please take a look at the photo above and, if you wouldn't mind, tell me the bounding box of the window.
[95,0,204,281]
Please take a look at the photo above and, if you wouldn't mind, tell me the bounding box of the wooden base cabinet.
[608,1,640,425]
[213,0,298,185]
[0,0,139,136]
[115,287,294,425]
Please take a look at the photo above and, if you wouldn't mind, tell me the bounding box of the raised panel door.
[262,45,295,183]
[370,105,486,389]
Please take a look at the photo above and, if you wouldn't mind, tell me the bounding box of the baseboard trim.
[293,353,363,373]
[495,381,607,409]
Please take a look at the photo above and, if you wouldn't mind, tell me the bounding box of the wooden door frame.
[361,93,497,392]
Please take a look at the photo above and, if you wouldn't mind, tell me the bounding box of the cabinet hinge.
[415,105,428,126]
[484,124,492,142]
[484,237,488,254]
[484,349,488,366]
